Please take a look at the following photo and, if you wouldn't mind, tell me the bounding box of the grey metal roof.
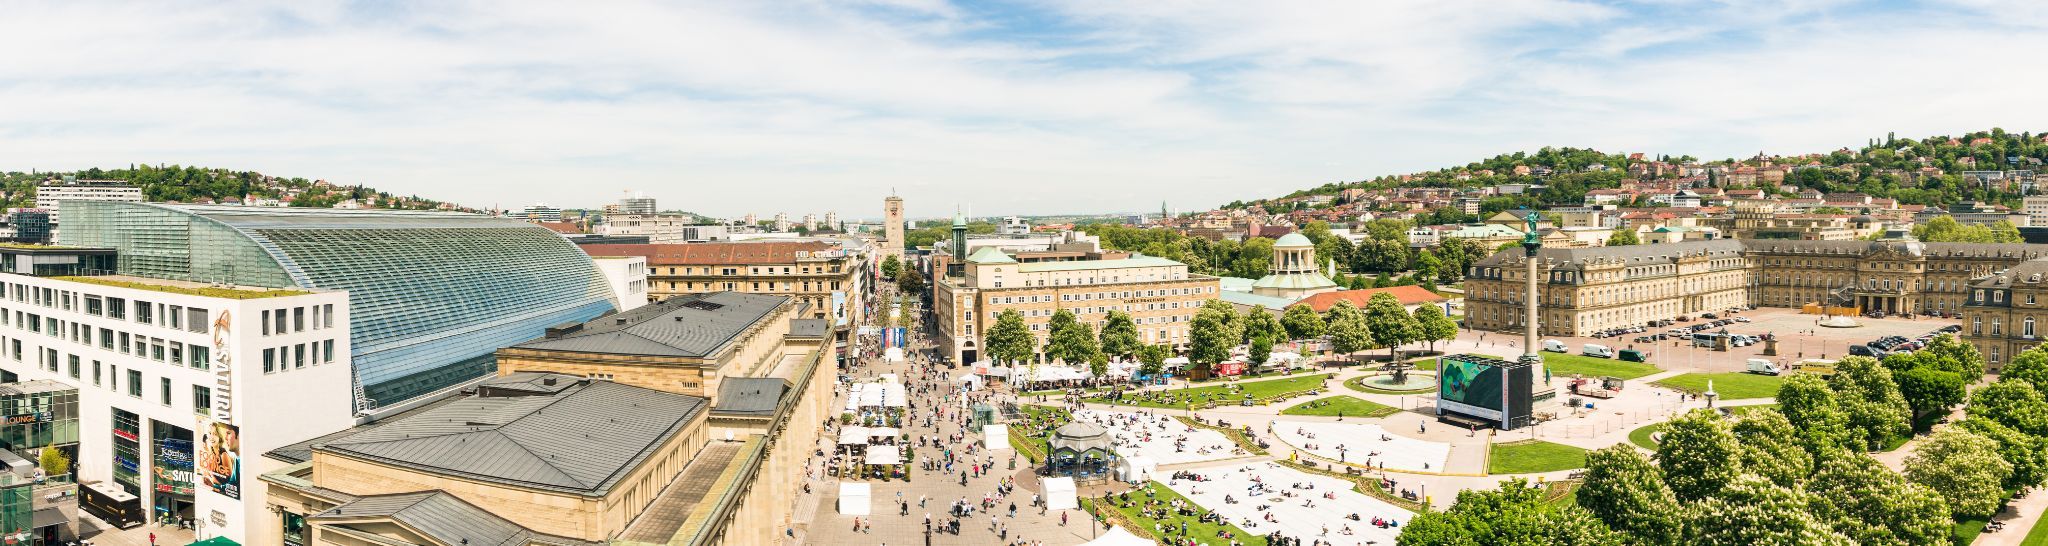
[266,394,474,464]
[512,292,788,357]
[788,318,829,339]
[315,373,707,495]
[171,204,534,230]
[313,491,598,546]
[0,379,73,396]
[712,378,789,416]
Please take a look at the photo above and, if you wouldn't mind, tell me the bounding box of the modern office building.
[34,178,143,226]
[58,202,619,410]
[599,214,728,243]
[5,210,53,245]
[621,193,657,215]
[0,243,356,543]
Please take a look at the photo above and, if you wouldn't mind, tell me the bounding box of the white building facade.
[0,274,354,544]
[35,179,143,225]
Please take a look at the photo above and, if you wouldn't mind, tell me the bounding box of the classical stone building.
[1963,260,2048,369]
[1465,236,2048,338]
[931,213,1219,364]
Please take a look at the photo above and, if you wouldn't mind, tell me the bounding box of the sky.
[4,1,2047,219]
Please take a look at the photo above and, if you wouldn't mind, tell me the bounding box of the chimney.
[542,377,558,386]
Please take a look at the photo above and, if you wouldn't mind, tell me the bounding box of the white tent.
[857,384,885,407]
[1163,357,1191,372]
[837,426,871,445]
[882,383,909,407]
[837,482,871,515]
[868,427,900,439]
[1115,456,1157,483]
[983,424,1009,450]
[865,447,903,465]
[1268,352,1306,368]
[1083,527,1155,546]
[1041,476,1079,511]
[883,347,905,362]
[953,373,984,391]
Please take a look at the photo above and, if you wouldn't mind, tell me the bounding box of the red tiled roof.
[1289,286,1446,313]
[578,242,833,265]
[535,221,582,234]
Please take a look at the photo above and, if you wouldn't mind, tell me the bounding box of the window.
[126,370,142,397]
[135,301,153,324]
[295,344,306,369]
[93,361,101,386]
[294,307,305,332]
[262,310,271,336]
[2031,318,2039,339]
[68,355,79,379]
[107,297,125,319]
[190,346,210,369]
[85,296,104,316]
[168,305,183,330]
[193,385,212,416]
[263,349,276,373]
[1975,317,1984,336]
[99,328,113,350]
[119,332,130,354]
[322,339,335,364]
[161,378,172,406]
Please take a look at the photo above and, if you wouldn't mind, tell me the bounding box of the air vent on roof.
[683,300,725,311]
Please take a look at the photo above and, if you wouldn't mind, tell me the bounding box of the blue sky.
[3,0,2045,218]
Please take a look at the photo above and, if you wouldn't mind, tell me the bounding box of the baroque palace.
[1462,234,2048,368]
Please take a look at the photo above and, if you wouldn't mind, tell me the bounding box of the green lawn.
[1627,423,1664,451]
[1957,514,1992,546]
[1089,482,1266,546]
[1652,372,1784,400]
[1280,395,1399,418]
[1489,440,1590,474]
[1090,374,1329,409]
[1539,352,1661,379]
[1009,405,1072,463]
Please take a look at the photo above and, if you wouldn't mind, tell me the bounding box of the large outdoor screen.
[1439,355,1507,421]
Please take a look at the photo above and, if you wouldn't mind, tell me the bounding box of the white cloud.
[0,1,2044,217]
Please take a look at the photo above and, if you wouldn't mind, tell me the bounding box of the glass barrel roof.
[61,202,617,408]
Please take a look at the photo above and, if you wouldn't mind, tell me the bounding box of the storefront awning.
[187,537,240,546]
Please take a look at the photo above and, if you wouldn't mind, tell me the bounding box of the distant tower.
[884,193,906,257]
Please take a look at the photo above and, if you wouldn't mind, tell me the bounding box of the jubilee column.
[1522,211,1543,367]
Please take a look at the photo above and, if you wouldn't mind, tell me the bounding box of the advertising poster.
[197,421,241,500]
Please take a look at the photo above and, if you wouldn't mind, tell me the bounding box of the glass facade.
[0,381,79,480]
[112,408,141,494]
[62,202,617,408]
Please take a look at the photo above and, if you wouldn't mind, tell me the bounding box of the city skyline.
[7,1,2047,216]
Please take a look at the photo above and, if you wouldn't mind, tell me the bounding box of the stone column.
[1525,255,1539,354]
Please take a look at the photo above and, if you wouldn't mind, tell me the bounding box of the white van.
[1582,344,1613,358]
[1542,339,1568,353]
[1745,358,1781,375]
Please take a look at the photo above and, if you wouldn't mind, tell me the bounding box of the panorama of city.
[6,3,2048,546]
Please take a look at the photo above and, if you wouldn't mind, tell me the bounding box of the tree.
[1247,334,1274,375]
[1241,307,1284,344]
[1729,410,1813,488]
[1808,451,1954,546]
[1363,292,1419,361]
[1896,365,1967,431]
[1826,356,1912,451]
[1577,446,1683,545]
[1281,304,1325,340]
[1904,427,2013,518]
[1198,299,1245,344]
[1046,310,1102,366]
[983,309,1035,366]
[1966,379,2048,436]
[1412,304,1458,353]
[1413,250,1443,284]
[1685,473,1853,546]
[1657,409,1743,502]
[894,266,924,294]
[1608,229,1641,246]
[1098,310,1141,359]
[38,448,68,477]
[2002,346,2048,389]
[1324,299,1374,363]
[1187,312,1231,378]
[1398,478,1627,546]
[1957,418,2048,491]
[1135,344,1170,377]
[1086,350,1109,380]
[1885,334,1985,382]
[880,254,902,280]
[1776,373,1854,454]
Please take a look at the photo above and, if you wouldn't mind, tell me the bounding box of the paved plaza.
[1074,409,1244,465]
[1162,462,1410,546]
[1270,421,1450,472]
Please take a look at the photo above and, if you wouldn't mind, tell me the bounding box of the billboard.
[197,421,242,500]
[1438,356,1505,421]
